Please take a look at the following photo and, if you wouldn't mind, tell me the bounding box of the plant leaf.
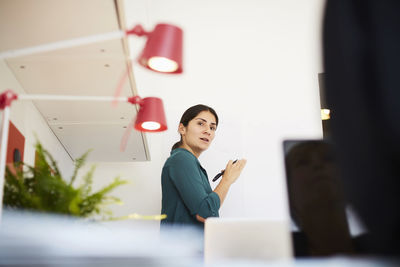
[69,149,92,186]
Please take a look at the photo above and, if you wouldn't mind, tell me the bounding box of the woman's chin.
[202,143,211,150]
[195,145,209,153]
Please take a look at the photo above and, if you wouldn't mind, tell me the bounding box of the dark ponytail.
[171,104,219,151]
[171,140,183,151]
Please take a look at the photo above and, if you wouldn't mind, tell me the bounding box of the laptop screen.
[283,140,358,256]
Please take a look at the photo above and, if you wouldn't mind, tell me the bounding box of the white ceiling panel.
[50,123,147,162]
[5,40,131,96]
[0,0,119,51]
[39,101,136,124]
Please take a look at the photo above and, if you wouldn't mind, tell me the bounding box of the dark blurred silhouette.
[285,141,354,256]
[323,0,400,255]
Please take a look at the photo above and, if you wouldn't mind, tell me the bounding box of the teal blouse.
[161,148,220,227]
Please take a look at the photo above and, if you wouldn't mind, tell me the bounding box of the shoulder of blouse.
[166,148,198,167]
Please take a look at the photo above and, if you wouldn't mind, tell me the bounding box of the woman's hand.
[221,159,247,185]
[196,214,206,223]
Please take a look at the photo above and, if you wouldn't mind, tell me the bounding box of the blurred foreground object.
[204,218,292,264]
[0,210,202,267]
[323,0,400,255]
[285,140,354,256]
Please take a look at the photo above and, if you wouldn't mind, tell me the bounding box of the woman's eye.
[211,127,216,131]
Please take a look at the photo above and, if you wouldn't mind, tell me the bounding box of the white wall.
[0,60,73,178]
[83,0,325,224]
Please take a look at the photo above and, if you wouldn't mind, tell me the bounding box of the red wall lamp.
[0,23,183,74]
[127,24,183,74]
[127,95,167,132]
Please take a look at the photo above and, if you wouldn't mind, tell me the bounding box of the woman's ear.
[178,123,186,135]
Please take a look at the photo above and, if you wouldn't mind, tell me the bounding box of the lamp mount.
[0,90,18,110]
[125,25,150,37]
[127,95,143,106]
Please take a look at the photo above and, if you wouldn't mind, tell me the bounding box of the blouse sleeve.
[168,156,220,219]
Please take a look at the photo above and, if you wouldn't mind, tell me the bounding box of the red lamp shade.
[134,97,167,132]
[138,24,183,74]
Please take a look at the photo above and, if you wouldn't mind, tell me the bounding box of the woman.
[161,104,246,227]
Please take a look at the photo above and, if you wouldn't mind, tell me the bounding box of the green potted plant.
[4,141,129,219]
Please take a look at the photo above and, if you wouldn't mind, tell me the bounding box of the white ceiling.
[0,0,149,161]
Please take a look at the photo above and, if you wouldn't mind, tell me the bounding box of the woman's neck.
[179,144,201,158]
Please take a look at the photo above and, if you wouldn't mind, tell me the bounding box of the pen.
[212,159,238,182]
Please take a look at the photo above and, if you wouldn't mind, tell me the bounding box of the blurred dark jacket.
[323,0,400,255]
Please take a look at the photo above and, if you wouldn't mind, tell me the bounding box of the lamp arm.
[0,31,125,60]
[0,105,10,223]
[1,90,145,107]
[0,90,135,103]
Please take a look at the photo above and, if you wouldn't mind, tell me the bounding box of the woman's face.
[179,111,217,156]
